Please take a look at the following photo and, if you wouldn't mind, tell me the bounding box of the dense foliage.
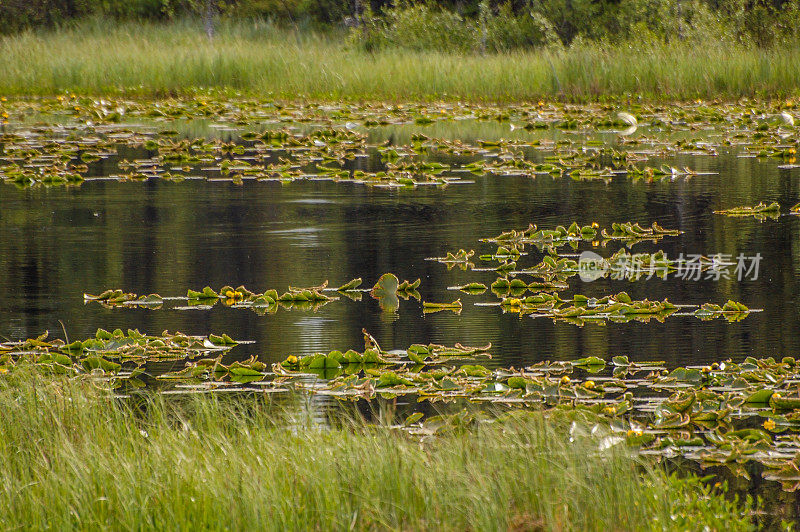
[1,0,799,49]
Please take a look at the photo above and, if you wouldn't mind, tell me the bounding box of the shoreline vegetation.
[0,370,756,530]
[0,19,799,101]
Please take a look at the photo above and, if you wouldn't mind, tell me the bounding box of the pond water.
[2,119,799,369]
[3,102,800,521]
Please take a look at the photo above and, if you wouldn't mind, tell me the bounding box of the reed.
[1,20,799,101]
[0,369,754,530]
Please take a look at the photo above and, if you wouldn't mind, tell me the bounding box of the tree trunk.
[479,1,488,55]
[204,0,215,41]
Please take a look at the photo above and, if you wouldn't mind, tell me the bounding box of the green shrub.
[351,0,558,52]
[378,2,477,52]
[480,2,560,51]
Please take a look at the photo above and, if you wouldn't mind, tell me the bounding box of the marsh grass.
[1,19,800,101]
[0,369,754,530]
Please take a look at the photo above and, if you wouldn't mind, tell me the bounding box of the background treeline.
[2,0,800,49]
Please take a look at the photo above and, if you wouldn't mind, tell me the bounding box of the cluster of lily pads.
[5,96,800,193]
[423,220,757,325]
[511,248,686,282]
[491,292,750,324]
[0,328,244,387]
[84,274,421,314]
[482,221,681,251]
[714,201,800,221]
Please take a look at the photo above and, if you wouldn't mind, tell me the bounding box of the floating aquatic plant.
[484,221,681,251]
[0,329,243,382]
[422,299,463,314]
[495,292,750,325]
[13,98,798,194]
[86,283,336,314]
[714,202,781,220]
[84,275,423,316]
[369,273,421,311]
[422,219,756,326]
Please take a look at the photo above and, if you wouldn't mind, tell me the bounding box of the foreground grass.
[0,370,754,531]
[1,20,800,101]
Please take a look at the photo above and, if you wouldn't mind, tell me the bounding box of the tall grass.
[0,370,754,530]
[1,19,800,101]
